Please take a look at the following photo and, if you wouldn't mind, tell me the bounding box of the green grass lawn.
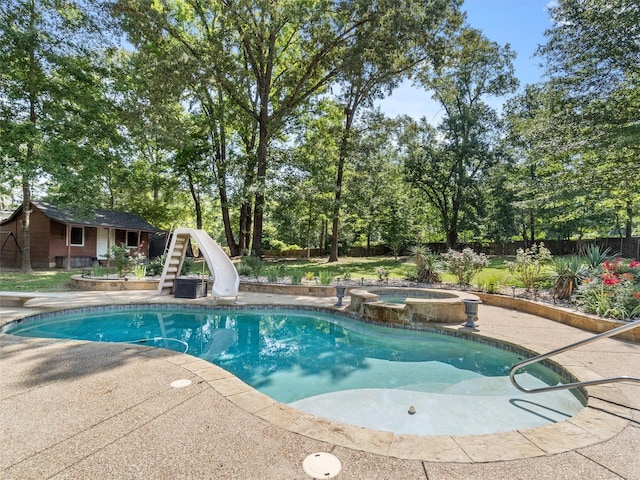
[0,255,554,292]
[0,269,82,292]
[270,256,415,280]
[263,255,536,288]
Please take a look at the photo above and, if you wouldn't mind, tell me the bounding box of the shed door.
[96,228,115,259]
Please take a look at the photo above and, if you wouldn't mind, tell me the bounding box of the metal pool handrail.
[510,318,640,394]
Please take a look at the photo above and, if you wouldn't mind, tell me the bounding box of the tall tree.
[327,0,462,261]
[503,85,554,243]
[112,0,403,256]
[345,112,407,255]
[538,0,640,237]
[0,0,113,271]
[405,28,518,248]
[272,100,342,256]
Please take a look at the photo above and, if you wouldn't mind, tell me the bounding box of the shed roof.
[1,201,163,232]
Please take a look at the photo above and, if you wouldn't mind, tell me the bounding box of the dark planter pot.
[335,285,347,306]
[463,299,482,327]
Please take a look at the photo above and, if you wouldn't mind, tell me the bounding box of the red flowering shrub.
[577,257,640,320]
[600,272,620,285]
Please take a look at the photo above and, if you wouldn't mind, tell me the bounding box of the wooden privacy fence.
[433,237,640,260]
[262,237,639,260]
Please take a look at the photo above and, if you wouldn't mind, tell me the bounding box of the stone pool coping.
[1,290,636,465]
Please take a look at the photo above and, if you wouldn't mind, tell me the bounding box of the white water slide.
[157,228,239,298]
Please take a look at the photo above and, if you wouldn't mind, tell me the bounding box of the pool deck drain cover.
[170,379,192,388]
[303,452,341,479]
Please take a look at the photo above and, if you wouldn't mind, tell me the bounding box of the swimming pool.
[3,305,586,435]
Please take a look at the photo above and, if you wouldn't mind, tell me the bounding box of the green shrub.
[319,270,334,285]
[442,248,489,286]
[289,269,303,285]
[276,263,287,277]
[235,261,252,276]
[263,239,303,252]
[581,245,615,270]
[92,265,107,278]
[404,266,419,282]
[422,251,442,283]
[410,245,428,270]
[268,239,288,251]
[479,274,501,294]
[266,267,278,283]
[505,243,552,291]
[241,256,265,278]
[577,280,640,320]
[133,264,147,279]
[376,267,390,282]
[552,256,588,299]
[411,245,442,283]
[107,244,133,277]
[339,266,352,281]
[147,255,166,276]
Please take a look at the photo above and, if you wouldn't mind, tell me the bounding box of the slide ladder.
[157,228,239,298]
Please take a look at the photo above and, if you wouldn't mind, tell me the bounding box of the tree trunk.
[21,181,32,273]
[319,220,325,253]
[521,221,529,245]
[529,212,535,245]
[186,172,202,229]
[329,107,355,262]
[251,119,269,257]
[220,189,239,256]
[213,142,240,255]
[328,157,344,262]
[22,5,36,274]
[305,203,313,259]
[625,200,633,239]
[324,219,329,254]
[446,228,458,250]
[238,202,252,254]
[210,89,240,256]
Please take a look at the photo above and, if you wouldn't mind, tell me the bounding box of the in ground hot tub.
[349,287,480,325]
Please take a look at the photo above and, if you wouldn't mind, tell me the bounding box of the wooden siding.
[0,215,21,268]
[0,208,51,268]
[1,207,153,269]
[29,209,51,267]
[49,222,98,262]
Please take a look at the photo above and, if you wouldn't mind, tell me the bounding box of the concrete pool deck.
[1,290,639,479]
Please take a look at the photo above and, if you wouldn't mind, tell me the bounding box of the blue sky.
[377,0,555,121]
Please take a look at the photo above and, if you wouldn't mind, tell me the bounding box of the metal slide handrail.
[510,318,640,394]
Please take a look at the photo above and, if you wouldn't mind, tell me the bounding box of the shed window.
[69,227,84,246]
[126,231,139,248]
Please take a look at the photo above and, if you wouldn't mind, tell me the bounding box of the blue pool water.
[377,295,409,304]
[4,305,586,435]
[376,290,455,304]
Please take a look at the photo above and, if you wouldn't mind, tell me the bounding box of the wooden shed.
[0,201,165,269]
